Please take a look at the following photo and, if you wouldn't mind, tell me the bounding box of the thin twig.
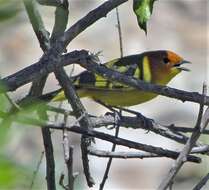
[100,8,123,188]
[100,112,121,190]
[50,0,69,44]
[116,7,123,57]
[67,146,75,190]
[164,124,209,135]
[59,173,68,190]
[62,113,75,190]
[23,0,50,51]
[29,151,45,190]
[193,172,209,190]
[63,114,69,163]
[41,126,56,190]
[63,0,128,46]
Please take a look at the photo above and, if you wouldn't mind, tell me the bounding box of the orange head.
[166,51,190,71]
[144,50,191,84]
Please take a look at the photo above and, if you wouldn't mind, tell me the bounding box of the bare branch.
[62,113,75,190]
[50,0,69,44]
[89,147,209,159]
[54,67,95,187]
[59,173,68,190]
[63,0,128,46]
[23,0,50,98]
[47,124,201,163]
[23,0,50,51]
[89,148,161,159]
[67,146,75,190]
[100,113,121,190]
[116,7,123,57]
[99,11,124,187]
[193,172,209,190]
[41,127,56,190]
[164,125,209,135]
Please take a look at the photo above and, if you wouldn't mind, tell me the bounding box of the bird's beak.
[174,60,191,71]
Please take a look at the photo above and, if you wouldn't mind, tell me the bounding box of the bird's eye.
[163,57,170,64]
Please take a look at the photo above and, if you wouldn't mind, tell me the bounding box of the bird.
[41,50,190,107]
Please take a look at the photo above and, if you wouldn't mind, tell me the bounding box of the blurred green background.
[0,0,208,189]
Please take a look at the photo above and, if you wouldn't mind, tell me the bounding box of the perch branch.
[46,124,201,163]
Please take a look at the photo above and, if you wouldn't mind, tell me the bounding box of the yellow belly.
[53,88,157,107]
[78,88,157,107]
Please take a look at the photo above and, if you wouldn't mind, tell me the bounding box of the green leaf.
[133,0,157,34]
[0,86,11,147]
[0,0,20,22]
[0,154,35,189]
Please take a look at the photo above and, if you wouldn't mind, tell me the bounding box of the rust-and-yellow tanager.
[41,50,190,106]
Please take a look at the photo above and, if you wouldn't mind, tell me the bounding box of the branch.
[37,104,196,145]
[41,127,56,190]
[23,0,50,97]
[1,50,85,92]
[50,0,69,44]
[1,102,207,149]
[63,0,128,46]
[47,124,201,163]
[100,113,120,190]
[54,67,95,187]
[29,151,45,190]
[23,0,50,51]
[99,9,124,189]
[89,148,161,159]
[25,0,69,98]
[67,146,75,190]
[164,125,209,135]
[116,7,123,57]
[193,172,209,190]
